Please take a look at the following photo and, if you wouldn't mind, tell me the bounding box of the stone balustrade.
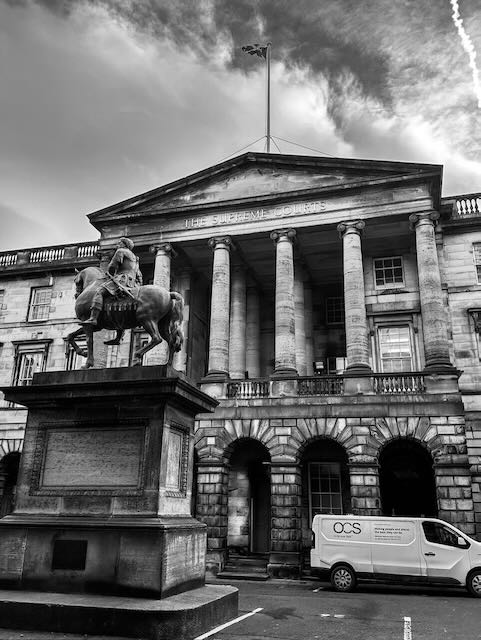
[225,373,427,399]
[0,242,99,270]
[451,193,481,219]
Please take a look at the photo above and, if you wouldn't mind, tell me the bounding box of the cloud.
[0,0,480,251]
[0,203,55,251]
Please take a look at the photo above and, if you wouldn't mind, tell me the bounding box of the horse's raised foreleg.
[104,329,124,346]
[135,319,163,363]
[66,327,88,358]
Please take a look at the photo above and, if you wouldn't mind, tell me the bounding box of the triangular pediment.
[89,153,441,224]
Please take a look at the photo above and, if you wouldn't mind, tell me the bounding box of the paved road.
[200,578,481,640]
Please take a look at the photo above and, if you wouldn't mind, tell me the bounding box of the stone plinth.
[0,366,220,599]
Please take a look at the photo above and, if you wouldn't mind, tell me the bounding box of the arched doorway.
[300,439,350,549]
[0,452,20,518]
[227,439,270,554]
[379,439,437,517]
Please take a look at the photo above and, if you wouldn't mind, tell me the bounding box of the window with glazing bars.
[378,325,413,372]
[309,462,343,520]
[373,257,404,287]
[28,287,52,321]
[474,244,481,284]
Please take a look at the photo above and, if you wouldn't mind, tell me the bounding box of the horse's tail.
[168,292,184,352]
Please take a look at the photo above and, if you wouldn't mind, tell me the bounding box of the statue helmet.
[119,237,134,250]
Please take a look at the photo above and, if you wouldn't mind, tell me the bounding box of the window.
[326,297,344,325]
[13,341,50,386]
[474,244,481,284]
[374,257,404,288]
[378,325,413,372]
[309,462,343,520]
[422,521,467,548]
[28,287,52,321]
[65,338,87,370]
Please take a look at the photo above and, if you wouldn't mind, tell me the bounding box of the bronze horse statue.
[66,266,184,369]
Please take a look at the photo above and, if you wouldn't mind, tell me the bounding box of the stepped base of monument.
[0,585,238,640]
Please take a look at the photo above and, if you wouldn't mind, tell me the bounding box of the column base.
[270,372,298,397]
[423,366,462,393]
[343,367,373,394]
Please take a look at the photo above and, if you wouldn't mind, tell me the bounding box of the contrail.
[450,0,481,108]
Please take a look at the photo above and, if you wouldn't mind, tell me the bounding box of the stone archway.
[299,438,350,549]
[379,438,437,517]
[227,438,271,554]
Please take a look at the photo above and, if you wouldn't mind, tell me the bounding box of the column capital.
[270,228,296,244]
[409,210,440,229]
[149,242,177,258]
[337,220,365,238]
[208,236,233,251]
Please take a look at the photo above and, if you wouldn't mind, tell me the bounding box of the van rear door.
[371,520,422,576]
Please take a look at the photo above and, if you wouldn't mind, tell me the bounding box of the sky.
[0,0,480,251]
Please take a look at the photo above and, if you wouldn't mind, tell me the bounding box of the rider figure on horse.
[82,237,142,327]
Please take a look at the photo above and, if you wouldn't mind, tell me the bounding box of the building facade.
[0,153,480,578]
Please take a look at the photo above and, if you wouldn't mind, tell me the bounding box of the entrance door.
[380,439,437,517]
[227,439,271,554]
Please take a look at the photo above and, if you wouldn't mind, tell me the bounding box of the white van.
[310,515,481,597]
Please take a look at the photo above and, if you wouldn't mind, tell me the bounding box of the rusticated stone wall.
[195,407,476,576]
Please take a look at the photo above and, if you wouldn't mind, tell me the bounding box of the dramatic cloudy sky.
[1,0,480,250]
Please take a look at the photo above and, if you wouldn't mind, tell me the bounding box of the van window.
[422,521,461,547]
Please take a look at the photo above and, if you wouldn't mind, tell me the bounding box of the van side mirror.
[457,536,469,548]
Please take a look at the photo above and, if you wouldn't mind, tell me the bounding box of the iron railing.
[297,376,344,395]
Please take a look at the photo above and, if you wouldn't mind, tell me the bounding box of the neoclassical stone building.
[0,153,480,578]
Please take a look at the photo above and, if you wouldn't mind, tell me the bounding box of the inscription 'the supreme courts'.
[184,200,327,229]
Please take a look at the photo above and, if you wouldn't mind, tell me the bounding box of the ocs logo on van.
[333,521,362,534]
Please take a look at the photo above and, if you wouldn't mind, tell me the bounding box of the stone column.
[229,266,247,379]
[337,221,371,373]
[195,461,229,575]
[246,280,261,378]
[294,263,307,376]
[150,242,176,289]
[206,237,232,378]
[348,457,381,516]
[173,269,191,373]
[270,229,297,375]
[304,280,314,376]
[409,212,454,371]
[268,462,302,579]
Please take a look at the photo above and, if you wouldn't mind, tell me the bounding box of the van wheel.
[466,570,481,597]
[330,564,356,593]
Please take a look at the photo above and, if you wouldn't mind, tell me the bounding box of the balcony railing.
[0,241,99,270]
[451,194,481,219]
[297,375,344,395]
[225,372,426,399]
[372,373,426,394]
[227,379,270,399]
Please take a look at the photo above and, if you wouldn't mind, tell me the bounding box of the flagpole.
[266,42,271,153]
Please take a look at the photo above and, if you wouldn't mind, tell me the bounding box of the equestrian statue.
[66,237,184,369]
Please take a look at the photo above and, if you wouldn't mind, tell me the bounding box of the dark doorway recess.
[379,439,437,517]
[227,439,271,554]
[0,451,20,518]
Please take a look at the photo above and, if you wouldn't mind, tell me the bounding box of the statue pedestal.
[0,366,238,638]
